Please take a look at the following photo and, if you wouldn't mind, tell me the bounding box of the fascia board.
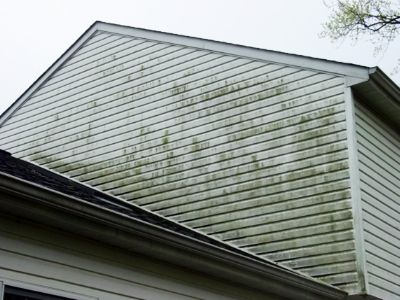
[0,171,347,300]
[369,67,400,105]
[0,23,100,127]
[352,67,400,131]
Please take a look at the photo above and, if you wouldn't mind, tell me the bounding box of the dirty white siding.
[354,102,400,300]
[0,212,271,300]
[0,31,359,291]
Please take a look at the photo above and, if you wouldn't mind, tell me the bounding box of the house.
[0,21,399,299]
[0,149,345,300]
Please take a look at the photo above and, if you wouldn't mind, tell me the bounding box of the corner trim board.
[344,87,369,293]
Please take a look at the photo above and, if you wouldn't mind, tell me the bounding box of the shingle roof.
[0,148,263,259]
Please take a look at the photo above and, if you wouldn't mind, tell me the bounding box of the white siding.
[0,213,271,300]
[0,31,359,291]
[354,102,400,300]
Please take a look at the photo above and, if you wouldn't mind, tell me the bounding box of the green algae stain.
[162,129,169,145]
[171,84,187,95]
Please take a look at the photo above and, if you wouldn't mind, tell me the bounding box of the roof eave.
[351,67,400,132]
[0,171,347,300]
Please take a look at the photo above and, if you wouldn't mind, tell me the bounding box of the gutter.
[368,67,400,106]
[351,67,400,131]
[0,171,347,300]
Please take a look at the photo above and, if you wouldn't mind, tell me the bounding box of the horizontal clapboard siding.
[0,213,265,300]
[0,31,358,290]
[354,102,400,300]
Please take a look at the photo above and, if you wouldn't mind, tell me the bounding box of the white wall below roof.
[2,1,400,117]
[0,27,361,293]
[354,101,400,300]
[0,211,279,300]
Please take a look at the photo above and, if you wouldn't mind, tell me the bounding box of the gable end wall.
[0,30,362,293]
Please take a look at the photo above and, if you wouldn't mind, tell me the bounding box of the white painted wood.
[218,215,353,248]
[354,100,400,300]
[267,239,355,262]
[9,49,214,123]
[357,128,400,164]
[282,250,356,270]
[368,271,400,298]
[361,193,400,227]
[54,36,136,75]
[0,30,359,292]
[299,261,356,278]
[167,173,349,220]
[363,231,399,265]
[74,33,118,54]
[0,217,267,300]
[16,45,189,115]
[112,143,348,200]
[2,69,339,149]
[363,220,400,249]
[360,184,399,214]
[0,60,274,146]
[63,35,130,67]
[120,133,346,204]
[23,42,179,106]
[365,245,400,272]
[32,42,172,99]
[249,229,354,254]
[149,176,350,225]
[78,31,111,48]
[20,91,346,170]
[68,125,347,189]
[365,251,400,278]
[343,88,367,294]
[369,282,400,300]
[0,52,238,141]
[358,152,400,185]
[197,200,351,236]
[95,22,370,79]
[0,27,98,126]
[321,273,359,291]
[35,40,160,93]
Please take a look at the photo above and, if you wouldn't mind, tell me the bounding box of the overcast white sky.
[1,0,399,115]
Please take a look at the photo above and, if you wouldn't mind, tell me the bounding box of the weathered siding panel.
[354,102,400,300]
[0,31,359,291]
[0,213,270,300]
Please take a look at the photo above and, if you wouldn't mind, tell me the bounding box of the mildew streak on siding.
[1,60,271,147]
[0,31,359,290]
